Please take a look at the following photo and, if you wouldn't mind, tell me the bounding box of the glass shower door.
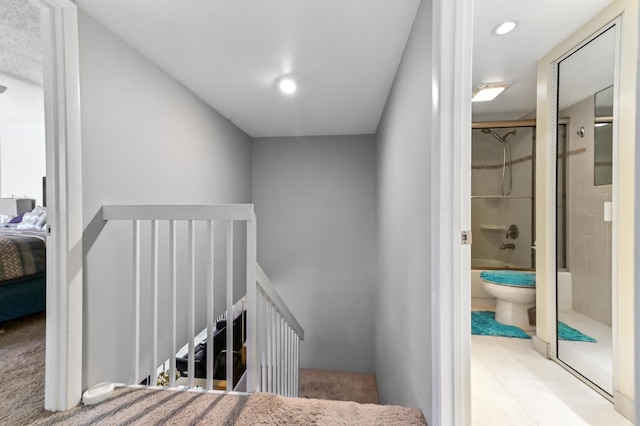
[471,126,535,271]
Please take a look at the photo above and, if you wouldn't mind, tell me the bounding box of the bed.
[0,227,46,323]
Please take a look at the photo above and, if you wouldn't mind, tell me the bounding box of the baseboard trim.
[532,336,550,358]
[614,391,634,422]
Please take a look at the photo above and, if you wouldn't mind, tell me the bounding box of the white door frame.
[30,0,83,411]
[431,0,473,424]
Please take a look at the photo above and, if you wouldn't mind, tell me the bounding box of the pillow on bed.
[16,207,47,231]
[8,212,26,224]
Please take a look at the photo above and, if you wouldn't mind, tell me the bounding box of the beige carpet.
[32,387,425,425]
[0,314,426,425]
[299,368,380,404]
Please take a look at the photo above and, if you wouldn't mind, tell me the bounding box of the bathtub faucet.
[500,243,516,250]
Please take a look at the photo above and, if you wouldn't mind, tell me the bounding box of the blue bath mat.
[558,322,597,343]
[472,311,597,342]
[471,311,530,339]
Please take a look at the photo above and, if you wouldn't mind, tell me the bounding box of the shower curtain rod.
[472,117,570,129]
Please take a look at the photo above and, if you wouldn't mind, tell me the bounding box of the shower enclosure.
[471,121,535,271]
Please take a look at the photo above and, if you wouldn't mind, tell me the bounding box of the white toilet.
[480,271,536,331]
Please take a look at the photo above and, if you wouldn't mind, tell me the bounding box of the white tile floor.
[471,334,630,425]
[557,309,613,394]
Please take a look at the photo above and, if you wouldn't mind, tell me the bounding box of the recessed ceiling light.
[493,20,518,36]
[277,77,297,94]
[471,82,511,102]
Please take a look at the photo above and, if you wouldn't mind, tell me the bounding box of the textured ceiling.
[0,0,43,124]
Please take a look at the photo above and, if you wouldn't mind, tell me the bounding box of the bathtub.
[471,258,521,269]
[471,270,495,303]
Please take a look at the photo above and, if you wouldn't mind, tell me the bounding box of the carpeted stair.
[31,386,425,425]
[299,368,381,404]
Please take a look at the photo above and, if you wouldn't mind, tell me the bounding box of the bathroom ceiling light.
[493,20,518,36]
[471,82,511,102]
[277,77,297,94]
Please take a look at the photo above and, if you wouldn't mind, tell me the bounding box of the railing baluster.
[226,221,234,391]
[279,316,283,395]
[169,220,177,387]
[276,311,281,394]
[206,220,215,390]
[292,328,295,396]
[151,220,158,386]
[133,220,140,384]
[295,331,298,396]
[295,334,299,396]
[282,318,286,396]
[292,331,296,397]
[262,295,268,392]
[268,303,273,393]
[246,215,257,392]
[188,220,195,389]
[276,313,284,395]
[285,324,290,396]
[274,309,278,394]
[286,324,290,397]
[287,324,293,396]
[255,293,261,392]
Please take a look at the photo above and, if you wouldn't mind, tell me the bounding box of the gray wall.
[375,0,433,420]
[252,135,377,374]
[78,11,252,387]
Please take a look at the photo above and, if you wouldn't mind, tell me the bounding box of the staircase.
[102,204,304,397]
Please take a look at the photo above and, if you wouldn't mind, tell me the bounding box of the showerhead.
[481,128,502,143]
[503,130,517,140]
[479,127,515,196]
[481,128,516,144]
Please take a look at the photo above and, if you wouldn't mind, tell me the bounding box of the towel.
[479,270,535,287]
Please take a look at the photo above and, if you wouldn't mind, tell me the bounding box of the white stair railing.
[254,264,304,396]
[102,204,304,396]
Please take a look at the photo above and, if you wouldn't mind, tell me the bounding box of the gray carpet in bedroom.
[0,314,425,425]
[0,312,52,425]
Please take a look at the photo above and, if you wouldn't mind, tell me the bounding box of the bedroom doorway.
[0,0,49,418]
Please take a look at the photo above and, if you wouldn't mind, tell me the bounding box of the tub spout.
[500,243,516,250]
